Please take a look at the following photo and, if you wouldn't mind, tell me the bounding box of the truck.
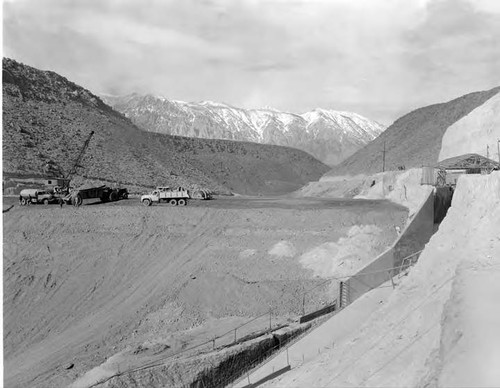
[19,188,58,205]
[141,187,189,206]
[66,185,128,207]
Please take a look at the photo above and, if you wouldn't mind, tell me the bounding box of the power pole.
[382,142,387,172]
[497,139,500,164]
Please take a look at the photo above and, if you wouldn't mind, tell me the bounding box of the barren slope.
[261,172,500,388]
[328,86,500,176]
[2,58,328,195]
[3,198,407,387]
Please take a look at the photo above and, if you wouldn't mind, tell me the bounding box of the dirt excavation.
[2,195,407,387]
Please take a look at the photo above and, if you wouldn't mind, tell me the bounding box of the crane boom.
[64,130,95,181]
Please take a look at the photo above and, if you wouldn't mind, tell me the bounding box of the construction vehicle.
[19,189,58,205]
[189,189,212,200]
[67,186,128,207]
[141,187,189,206]
[52,130,96,194]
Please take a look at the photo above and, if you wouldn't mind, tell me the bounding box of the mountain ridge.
[102,93,385,166]
[326,86,500,177]
[2,58,329,195]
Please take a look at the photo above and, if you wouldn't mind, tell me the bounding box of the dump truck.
[141,187,189,206]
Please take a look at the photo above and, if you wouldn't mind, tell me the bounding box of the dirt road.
[3,196,407,387]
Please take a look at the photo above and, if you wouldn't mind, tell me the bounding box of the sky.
[3,0,500,125]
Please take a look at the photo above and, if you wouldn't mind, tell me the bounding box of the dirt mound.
[2,58,328,195]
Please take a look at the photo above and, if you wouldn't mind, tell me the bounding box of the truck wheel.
[20,198,27,206]
[122,193,128,199]
[72,195,83,207]
[169,199,178,206]
[109,191,118,202]
[178,199,186,206]
[43,199,49,205]
[142,198,152,207]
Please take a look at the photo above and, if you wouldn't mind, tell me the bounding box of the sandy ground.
[2,195,406,388]
[256,173,500,388]
[438,92,500,161]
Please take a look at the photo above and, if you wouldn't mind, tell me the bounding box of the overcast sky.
[3,0,500,124]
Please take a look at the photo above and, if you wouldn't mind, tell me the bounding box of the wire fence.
[90,250,426,388]
[89,310,280,388]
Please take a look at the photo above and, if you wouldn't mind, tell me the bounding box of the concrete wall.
[345,189,435,304]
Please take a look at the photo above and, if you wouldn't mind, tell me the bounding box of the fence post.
[390,270,395,289]
[234,328,237,344]
[269,309,272,332]
[286,347,290,366]
[302,293,306,316]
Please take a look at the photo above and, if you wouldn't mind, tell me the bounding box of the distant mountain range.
[102,94,385,166]
[2,58,329,195]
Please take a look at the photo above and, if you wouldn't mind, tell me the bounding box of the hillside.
[326,86,500,176]
[2,58,329,195]
[102,94,384,166]
[439,92,500,161]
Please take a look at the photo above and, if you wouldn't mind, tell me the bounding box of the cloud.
[3,0,500,124]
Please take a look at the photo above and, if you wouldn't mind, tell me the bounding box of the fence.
[339,250,423,307]
[88,310,282,388]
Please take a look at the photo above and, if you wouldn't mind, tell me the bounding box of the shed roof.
[437,153,500,170]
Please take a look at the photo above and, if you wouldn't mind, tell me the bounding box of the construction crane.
[64,130,95,182]
[52,130,95,194]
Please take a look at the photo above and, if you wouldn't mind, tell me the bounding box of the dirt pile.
[3,197,407,387]
[2,58,329,195]
[439,92,500,161]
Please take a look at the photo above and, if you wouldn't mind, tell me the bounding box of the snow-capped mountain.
[103,93,385,166]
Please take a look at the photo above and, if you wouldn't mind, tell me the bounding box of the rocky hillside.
[2,58,329,195]
[102,94,385,166]
[327,86,500,177]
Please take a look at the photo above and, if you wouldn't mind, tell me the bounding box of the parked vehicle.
[66,185,128,207]
[19,189,57,205]
[189,189,212,200]
[141,187,189,206]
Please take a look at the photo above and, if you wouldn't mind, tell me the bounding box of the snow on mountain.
[103,94,385,166]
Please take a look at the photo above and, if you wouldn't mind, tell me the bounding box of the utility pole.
[382,142,387,172]
[497,139,500,164]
